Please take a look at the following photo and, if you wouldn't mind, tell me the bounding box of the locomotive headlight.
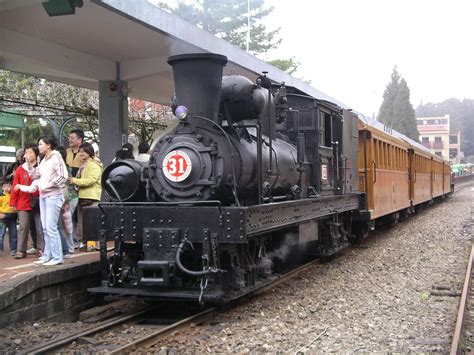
[175,105,188,120]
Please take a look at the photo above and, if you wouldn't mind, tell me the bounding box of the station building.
[416,114,462,163]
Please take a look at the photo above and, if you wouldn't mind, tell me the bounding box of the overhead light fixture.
[42,0,83,17]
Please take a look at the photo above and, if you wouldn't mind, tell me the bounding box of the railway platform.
[0,245,101,327]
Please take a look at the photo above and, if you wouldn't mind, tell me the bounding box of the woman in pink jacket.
[15,136,68,266]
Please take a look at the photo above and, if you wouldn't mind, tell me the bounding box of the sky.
[262,0,474,117]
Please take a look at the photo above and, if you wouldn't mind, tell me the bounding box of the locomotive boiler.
[84,53,361,303]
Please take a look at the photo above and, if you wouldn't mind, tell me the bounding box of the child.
[0,181,18,256]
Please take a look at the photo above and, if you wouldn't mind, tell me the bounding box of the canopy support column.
[98,63,128,164]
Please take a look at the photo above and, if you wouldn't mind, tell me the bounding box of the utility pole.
[246,0,250,52]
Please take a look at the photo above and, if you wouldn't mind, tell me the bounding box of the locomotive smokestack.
[168,53,228,120]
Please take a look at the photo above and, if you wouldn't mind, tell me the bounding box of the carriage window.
[319,112,325,145]
[386,144,390,169]
[319,111,332,147]
[324,113,332,147]
[396,148,400,170]
[375,140,379,166]
[388,144,392,169]
[379,141,383,168]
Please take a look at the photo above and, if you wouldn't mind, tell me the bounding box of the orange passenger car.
[355,116,451,234]
[357,119,410,221]
[431,156,445,198]
[409,148,432,206]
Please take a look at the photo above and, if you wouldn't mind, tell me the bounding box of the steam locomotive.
[84,53,450,303]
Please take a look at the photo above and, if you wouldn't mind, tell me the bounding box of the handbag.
[23,169,39,210]
[29,196,40,210]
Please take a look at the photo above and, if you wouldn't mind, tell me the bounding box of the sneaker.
[26,248,37,255]
[63,254,72,259]
[9,251,16,256]
[33,258,50,265]
[43,259,63,266]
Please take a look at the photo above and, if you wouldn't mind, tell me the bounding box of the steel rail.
[109,259,322,353]
[25,307,154,355]
[109,307,217,354]
[455,180,474,193]
[450,243,474,355]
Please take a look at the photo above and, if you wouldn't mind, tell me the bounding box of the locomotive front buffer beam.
[83,193,360,300]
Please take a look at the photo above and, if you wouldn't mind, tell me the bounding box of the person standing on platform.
[68,142,102,250]
[10,144,43,259]
[4,149,25,182]
[15,135,68,266]
[56,146,75,258]
[137,142,151,162]
[66,129,83,249]
[114,143,135,160]
[0,181,17,256]
[66,129,84,178]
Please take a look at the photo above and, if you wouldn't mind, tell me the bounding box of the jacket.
[20,150,68,197]
[10,163,40,211]
[0,193,14,214]
[66,147,83,177]
[71,158,102,201]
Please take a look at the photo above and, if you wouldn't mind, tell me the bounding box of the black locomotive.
[84,53,361,303]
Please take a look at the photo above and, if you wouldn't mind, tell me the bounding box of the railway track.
[106,259,322,353]
[23,303,215,354]
[24,307,154,354]
[21,259,320,354]
[454,180,474,193]
[450,239,474,354]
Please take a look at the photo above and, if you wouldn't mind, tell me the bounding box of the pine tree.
[392,79,418,140]
[378,67,419,140]
[378,67,400,127]
[159,0,281,56]
[268,57,299,75]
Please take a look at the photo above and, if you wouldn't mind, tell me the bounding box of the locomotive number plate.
[162,150,192,182]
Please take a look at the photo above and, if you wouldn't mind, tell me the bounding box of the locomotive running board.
[83,193,361,244]
[245,193,361,236]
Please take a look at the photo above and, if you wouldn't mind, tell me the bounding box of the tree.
[268,57,300,75]
[1,70,171,149]
[378,67,400,127]
[159,0,281,56]
[391,79,418,139]
[378,67,418,140]
[0,69,99,147]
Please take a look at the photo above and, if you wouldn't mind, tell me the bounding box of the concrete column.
[98,79,128,164]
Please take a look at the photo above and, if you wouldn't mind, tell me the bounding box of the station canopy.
[0,0,344,107]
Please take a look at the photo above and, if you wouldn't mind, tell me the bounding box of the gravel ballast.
[153,187,473,353]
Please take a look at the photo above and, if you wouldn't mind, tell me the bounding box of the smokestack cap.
[167,53,228,66]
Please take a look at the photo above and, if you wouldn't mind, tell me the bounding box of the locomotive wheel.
[350,221,369,243]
